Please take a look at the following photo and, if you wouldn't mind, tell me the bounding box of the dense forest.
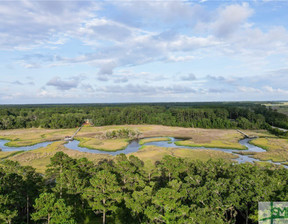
[1,152,288,224]
[0,102,287,131]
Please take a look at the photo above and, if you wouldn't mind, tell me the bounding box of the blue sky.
[0,0,288,104]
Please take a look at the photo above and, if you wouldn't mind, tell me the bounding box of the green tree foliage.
[31,193,75,224]
[1,102,287,131]
[105,128,140,139]
[2,153,288,223]
[83,170,122,224]
[0,161,43,224]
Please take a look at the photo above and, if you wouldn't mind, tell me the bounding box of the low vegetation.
[75,137,130,151]
[139,137,171,145]
[175,132,247,150]
[250,137,288,162]
[0,128,76,146]
[133,145,238,165]
[7,141,111,173]
[175,139,247,150]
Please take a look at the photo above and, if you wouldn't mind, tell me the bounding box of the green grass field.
[250,137,288,162]
[75,137,130,151]
[139,137,171,145]
[131,145,238,166]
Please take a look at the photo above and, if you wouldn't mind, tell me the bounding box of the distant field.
[263,102,288,116]
[276,107,288,116]
[263,102,288,107]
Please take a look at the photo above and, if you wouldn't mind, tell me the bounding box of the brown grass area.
[80,125,246,142]
[0,128,77,146]
[130,145,237,165]
[243,130,275,138]
[78,125,249,150]
[0,151,21,159]
[139,137,171,145]
[9,141,111,173]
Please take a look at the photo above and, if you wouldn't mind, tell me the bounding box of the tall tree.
[31,193,75,224]
[83,170,122,224]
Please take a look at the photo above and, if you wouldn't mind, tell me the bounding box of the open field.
[0,150,24,160]
[139,137,171,145]
[7,141,112,173]
[175,139,247,150]
[0,125,264,150]
[1,141,237,173]
[75,137,129,151]
[0,128,77,146]
[250,138,288,162]
[0,125,281,172]
[263,102,288,107]
[241,130,276,138]
[263,102,288,116]
[131,145,238,165]
[174,131,247,150]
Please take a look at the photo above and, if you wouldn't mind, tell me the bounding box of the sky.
[0,0,288,104]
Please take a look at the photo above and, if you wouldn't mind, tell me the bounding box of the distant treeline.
[1,153,288,223]
[0,102,287,131]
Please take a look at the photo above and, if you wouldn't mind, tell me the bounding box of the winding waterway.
[0,140,55,152]
[0,137,286,167]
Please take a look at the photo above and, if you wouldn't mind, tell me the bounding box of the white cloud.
[238,86,262,93]
[0,0,99,49]
[263,86,288,94]
[46,75,85,90]
[212,3,253,38]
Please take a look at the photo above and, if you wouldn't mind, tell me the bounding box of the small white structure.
[64,136,73,141]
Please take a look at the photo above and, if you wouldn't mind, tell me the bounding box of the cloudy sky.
[0,0,288,104]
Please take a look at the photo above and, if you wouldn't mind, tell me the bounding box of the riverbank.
[1,125,287,172]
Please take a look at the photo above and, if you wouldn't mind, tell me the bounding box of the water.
[64,139,141,156]
[0,140,54,152]
[64,137,285,166]
[0,137,286,167]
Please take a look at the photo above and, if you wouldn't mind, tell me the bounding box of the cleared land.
[139,137,171,145]
[250,138,288,162]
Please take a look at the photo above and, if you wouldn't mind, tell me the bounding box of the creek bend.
[0,137,285,167]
